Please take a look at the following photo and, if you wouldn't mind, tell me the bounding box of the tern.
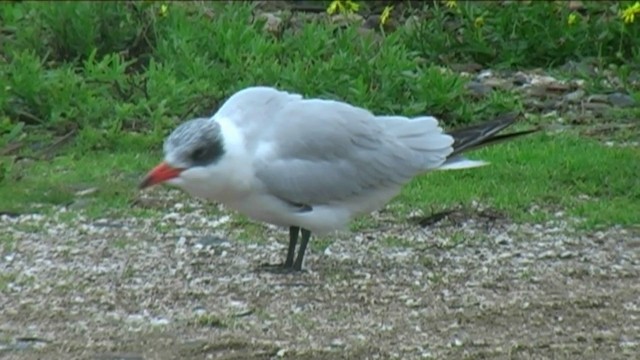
[140,86,538,272]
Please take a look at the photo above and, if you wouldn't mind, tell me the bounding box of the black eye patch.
[191,147,207,162]
[189,140,225,167]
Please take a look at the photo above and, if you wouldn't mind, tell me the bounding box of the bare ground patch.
[1,191,639,360]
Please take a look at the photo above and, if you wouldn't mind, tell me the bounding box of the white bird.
[139,86,537,272]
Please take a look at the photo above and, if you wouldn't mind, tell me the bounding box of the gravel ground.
[1,189,639,360]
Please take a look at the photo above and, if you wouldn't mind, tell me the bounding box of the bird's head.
[139,117,226,190]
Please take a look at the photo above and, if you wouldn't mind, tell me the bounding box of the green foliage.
[1,1,638,147]
[0,1,502,151]
[0,1,162,149]
[1,1,156,64]
[401,1,640,68]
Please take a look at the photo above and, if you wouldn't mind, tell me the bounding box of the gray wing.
[253,97,453,205]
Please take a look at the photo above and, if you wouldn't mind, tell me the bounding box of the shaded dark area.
[411,205,507,229]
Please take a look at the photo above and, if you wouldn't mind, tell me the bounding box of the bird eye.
[191,147,207,162]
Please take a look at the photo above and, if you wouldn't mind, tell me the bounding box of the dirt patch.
[1,190,639,359]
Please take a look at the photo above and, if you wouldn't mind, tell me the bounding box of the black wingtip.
[448,112,538,156]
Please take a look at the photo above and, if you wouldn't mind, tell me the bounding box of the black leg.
[293,229,311,271]
[284,226,299,268]
[257,226,300,273]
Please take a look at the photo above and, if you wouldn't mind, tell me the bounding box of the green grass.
[380,235,414,248]
[1,1,639,230]
[0,272,17,292]
[230,216,271,244]
[402,0,640,68]
[310,238,334,253]
[191,313,228,328]
[398,133,640,228]
[0,148,156,217]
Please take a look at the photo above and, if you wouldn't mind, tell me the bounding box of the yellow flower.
[380,5,393,26]
[621,1,640,24]
[474,16,485,28]
[327,1,340,15]
[327,0,360,15]
[567,12,578,26]
[158,3,168,17]
[444,0,458,8]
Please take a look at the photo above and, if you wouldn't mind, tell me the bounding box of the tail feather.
[448,112,539,156]
[437,156,489,170]
[458,128,540,153]
[438,112,539,171]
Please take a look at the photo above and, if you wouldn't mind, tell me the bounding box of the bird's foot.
[256,262,305,275]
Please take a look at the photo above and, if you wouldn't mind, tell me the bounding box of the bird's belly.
[225,186,402,235]
[224,194,298,227]
[221,194,345,234]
